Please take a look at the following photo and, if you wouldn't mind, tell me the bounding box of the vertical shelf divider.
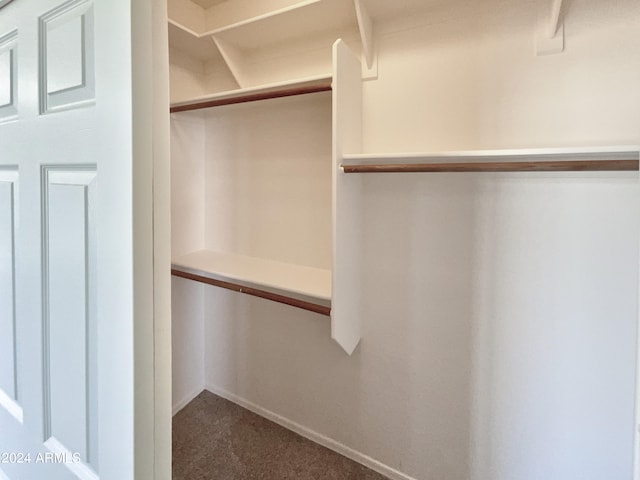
[331,39,363,355]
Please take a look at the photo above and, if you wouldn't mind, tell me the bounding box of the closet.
[169,1,640,479]
[169,0,371,355]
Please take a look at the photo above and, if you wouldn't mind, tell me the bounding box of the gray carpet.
[173,391,390,480]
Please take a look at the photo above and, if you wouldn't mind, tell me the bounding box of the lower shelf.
[171,250,331,316]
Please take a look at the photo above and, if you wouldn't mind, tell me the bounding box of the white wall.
[171,276,204,415]
[202,94,332,268]
[357,172,638,479]
[171,111,205,258]
[355,3,639,477]
[363,0,640,152]
[172,1,640,478]
[171,111,205,413]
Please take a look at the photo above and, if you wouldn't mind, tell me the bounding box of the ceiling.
[190,0,228,9]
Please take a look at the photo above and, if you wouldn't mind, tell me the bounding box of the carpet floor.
[173,391,390,480]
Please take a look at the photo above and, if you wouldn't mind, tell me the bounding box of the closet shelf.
[171,250,331,316]
[341,146,640,173]
[169,0,357,45]
[170,75,332,113]
[204,0,356,49]
[168,0,357,97]
[342,160,639,173]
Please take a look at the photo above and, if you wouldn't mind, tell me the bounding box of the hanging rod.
[170,83,332,113]
[341,159,639,174]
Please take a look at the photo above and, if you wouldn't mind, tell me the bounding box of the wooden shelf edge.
[342,145,640,162]
[341,159,640,173]
[171,268,331,317]
[170,78,332,113]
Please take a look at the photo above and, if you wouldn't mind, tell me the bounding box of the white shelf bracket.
[354,0,378,80]
[536,0,564,56]
[211,35,248,88]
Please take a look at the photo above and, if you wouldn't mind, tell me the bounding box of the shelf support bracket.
[211,35,248,88]
[536,0,564,56]
[354,0,378,79]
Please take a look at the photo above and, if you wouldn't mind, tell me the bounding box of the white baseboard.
[172,386,205,416]
[204,383,418,480]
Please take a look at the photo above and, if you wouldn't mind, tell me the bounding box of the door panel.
[0,0,169,478]
[0,168,19,421]
[0,28,16,121]
[39,0,94,114]
[43,167,98,473]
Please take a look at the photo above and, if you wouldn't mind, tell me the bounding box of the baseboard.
[172,385,205,416]
[204,383,418,480]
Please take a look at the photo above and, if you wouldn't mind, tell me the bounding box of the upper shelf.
[168,0,365,97]
[169,0,443,38]
[341,146,640,173]
[205,0,357,50]
[169,0,358,54]
[343,146,640,162]
[170,74,332,112]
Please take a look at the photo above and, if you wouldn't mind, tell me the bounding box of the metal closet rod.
[341,159,639,173]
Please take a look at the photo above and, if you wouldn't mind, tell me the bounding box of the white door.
[0,0,170,479]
